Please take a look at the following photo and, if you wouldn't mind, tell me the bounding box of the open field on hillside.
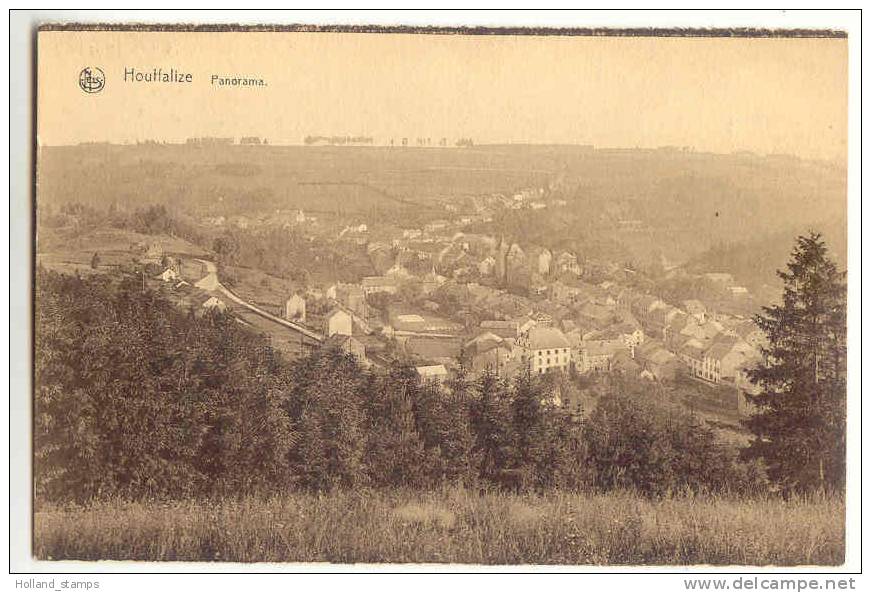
[34,489,844,565]
[36,228,209,276]
[37,144,553,223]
[37,143,847,281]
[37,145,845,234]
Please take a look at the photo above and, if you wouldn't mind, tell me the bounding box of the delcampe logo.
[78,67,105,94]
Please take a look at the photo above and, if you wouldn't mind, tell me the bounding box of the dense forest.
[34,268,766,505]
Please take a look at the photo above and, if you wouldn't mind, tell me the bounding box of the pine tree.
[438,361,476,485]
[286,348,369,491]
[743,232,847,493]
[510,370,548,487]
[469,369,512,484]
[362,363,426,488]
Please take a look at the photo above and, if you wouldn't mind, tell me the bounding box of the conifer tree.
[439,361,476,485]
[362,363,426,487]
[743,232,847,493]
[286,348,369,490]
[469,369,512,484]
[510,370,549,486]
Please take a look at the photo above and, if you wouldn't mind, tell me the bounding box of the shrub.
[584,389,765,497]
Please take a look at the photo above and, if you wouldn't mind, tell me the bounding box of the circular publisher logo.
[79,67,105,94]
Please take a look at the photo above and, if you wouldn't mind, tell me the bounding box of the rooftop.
[362,276,397,287]
[416,364,448,377]
[325,306,351,319]
[706,342,737,361]
[581,340,625,357]
[528,326,571,350]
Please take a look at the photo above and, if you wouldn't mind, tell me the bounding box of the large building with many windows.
[523,326,572,374]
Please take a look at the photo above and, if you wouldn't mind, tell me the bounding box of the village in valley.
[27,22,853,568]
[33,139,802,438]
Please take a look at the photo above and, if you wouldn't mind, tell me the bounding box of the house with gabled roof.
[587,320,645,356]
[611,350,641,376]
[464,332,515,375]
[664,311,692,348]
[327,283,366,315]
[635,340,682,380]
[479,319,520,339]
[324,307,353,337]
[523,326,572,375]
[732,319,767,350]
[703,336,757,386]
[191,293,227,315]
[682,299,707,323]
[575,339,626,374]
[554,250,581,276]
[678,338,707,379]
[576,301,615,329]
[157,267,179,282]
[478,255,496,276]
[361,276,398,295]
[324,333,367,363]
[284,294,306,322]
[645,303,681,339]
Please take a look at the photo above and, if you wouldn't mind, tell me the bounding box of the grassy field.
[34,489,844,565]
[36,227,209,277]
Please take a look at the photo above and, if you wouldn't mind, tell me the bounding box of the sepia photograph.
[13,10,860,575]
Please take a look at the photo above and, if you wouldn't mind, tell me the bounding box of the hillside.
[37,144,551,225]
[37,143,846,267]
[684,219,848,302]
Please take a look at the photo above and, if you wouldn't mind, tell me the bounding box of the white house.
[361,276,398,295]
[537,249,552,275]
[285,294,306,322]
[478,256,496,276]
[201,296,226,313]
[555,251,581,276]
[158,267,179,282]
[523,326,572,375]
[324,308,353,337]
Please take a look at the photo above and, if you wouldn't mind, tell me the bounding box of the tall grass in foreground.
[34,489,844,565]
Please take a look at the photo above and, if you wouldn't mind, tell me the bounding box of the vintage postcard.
[30,21,852,570]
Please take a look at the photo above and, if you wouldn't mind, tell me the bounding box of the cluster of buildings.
[442,255,765,395]
[182,176,763,401]
[458,293,763,394]
[155,262,229,316]
[284,219,762,396]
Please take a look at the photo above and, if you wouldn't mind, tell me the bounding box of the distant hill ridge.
[37,143,845,268]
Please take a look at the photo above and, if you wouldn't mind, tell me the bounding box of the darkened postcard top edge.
[35,23,848,38]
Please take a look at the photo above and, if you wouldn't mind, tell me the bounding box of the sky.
[37,31,848,160]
